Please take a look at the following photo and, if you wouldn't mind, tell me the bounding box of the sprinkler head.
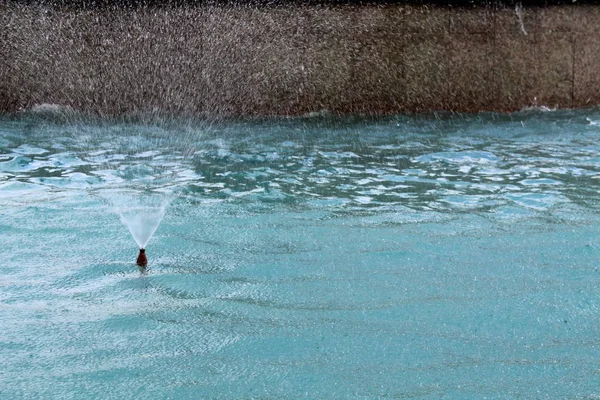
[136,248,148,267]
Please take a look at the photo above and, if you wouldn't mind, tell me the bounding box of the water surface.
[1,109,600,398]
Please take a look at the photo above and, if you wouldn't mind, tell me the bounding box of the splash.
[515,2,528,35]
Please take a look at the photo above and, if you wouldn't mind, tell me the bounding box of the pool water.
[1,109,600,398]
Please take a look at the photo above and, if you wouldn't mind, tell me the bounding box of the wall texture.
[1,3,599,116]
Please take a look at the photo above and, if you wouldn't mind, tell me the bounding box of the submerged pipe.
[137,248,148,267]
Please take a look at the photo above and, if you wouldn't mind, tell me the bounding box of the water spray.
[137,248,148,267]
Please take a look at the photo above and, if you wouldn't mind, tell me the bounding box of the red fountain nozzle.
[137,248,148,267]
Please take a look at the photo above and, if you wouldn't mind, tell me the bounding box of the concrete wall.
[1,3,600,116]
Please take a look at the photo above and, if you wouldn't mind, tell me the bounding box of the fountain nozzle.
[136,248,148,267]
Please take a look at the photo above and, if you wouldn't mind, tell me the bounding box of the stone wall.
[1,2,600,116]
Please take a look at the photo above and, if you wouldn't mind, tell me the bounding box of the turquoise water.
[1,109,600,399]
